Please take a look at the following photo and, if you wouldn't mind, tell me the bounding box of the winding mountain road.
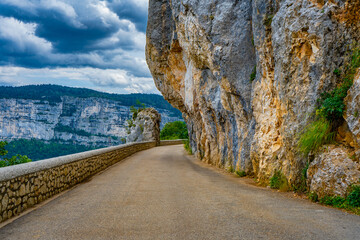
[0,145,359,239]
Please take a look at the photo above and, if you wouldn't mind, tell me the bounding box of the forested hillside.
[5,139,98,161]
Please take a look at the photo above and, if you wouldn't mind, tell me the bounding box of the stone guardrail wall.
[0,141,157,223]
[159,139,186,146]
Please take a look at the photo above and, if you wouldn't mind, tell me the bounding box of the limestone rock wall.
[146,0,360,190]
[126,108,161,145]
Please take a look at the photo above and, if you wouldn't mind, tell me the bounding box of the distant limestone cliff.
[0,85,182,147]
[146,0,360,197]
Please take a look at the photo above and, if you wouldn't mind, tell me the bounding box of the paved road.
[0,145,359,240]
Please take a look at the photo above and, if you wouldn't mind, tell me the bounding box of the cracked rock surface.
[146,0,360,194]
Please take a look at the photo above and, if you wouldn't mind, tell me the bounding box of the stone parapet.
[0,141,156,223]
[159,140,186,146]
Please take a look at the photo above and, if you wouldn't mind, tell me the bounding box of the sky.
[0,0,159,94]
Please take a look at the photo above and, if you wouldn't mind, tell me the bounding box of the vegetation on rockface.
[126,100,147,134]
[333,68,341,77]
[347,185,360,208]
[298,47,360,157]
[160,121,188,140]
[297,119,335,157]
[227,164,235,173]
[291,162,310,193]
[0,141,32,167]
[183,139,193,155]
[131,100,146,120]
[4,139,97,162]
[236,170,246,177]
[294,47,360,200]
[55,124,92,137]
[250,66,257,82]
[0,84,182,118]
[299,162,309,192]
[308,191,319,202]
[263,14,274,27]
[269,170,289,191]
[54,124,116,139]
[309,184,360,214]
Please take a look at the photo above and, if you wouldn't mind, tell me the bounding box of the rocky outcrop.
[146,0,360,194]
[127,108,161,145]
[0,97,180,147]
[307,145,360,198]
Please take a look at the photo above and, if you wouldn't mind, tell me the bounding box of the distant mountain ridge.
[0,84,181,118]
[0,84,182,149]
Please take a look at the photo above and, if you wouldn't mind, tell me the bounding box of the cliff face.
[0,96,180,147]
[146,0,360,191]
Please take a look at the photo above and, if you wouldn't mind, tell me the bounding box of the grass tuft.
[308,192,319,202]
[250,66,256,82]
[347,185,360,207]
[236,170,246,177]
[308,185,360,214]
[297,118,335,156]
[183,139,193,155]
[270,170,289,191]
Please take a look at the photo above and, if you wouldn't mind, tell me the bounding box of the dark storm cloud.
[0,0,150,77]
[107,0,148,32]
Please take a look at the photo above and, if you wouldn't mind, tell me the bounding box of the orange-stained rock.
[146,0,360,195]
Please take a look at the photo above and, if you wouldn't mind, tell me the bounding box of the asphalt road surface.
[0,145,359,240]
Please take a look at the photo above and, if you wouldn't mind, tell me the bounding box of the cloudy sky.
[0,0,158,94]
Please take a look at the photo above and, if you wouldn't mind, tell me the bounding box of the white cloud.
[0,66,159,94]
[0,0,37,13]
[42,0,83,28]
[0,17,52,54]
[0,0,155,93]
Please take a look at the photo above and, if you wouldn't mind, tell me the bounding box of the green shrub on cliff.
[347,185,360,207]
[317,47,360,122]
[130,100,146,120]
[317,78,353,122]
[0,141,8,156]
[125,101,147,134]
[308,184,360,214]
[298,47,360,156]
[319,195,346,207]
[236,170,246,177]
[270,170,288,191]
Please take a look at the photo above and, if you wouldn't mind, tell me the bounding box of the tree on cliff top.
[160,121,188,140]
[126,100,147,134]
